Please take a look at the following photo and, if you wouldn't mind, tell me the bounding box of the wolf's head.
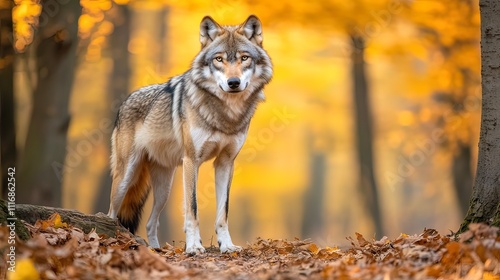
[191,15,273,99]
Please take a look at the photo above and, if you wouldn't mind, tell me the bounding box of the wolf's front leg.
[183,158,205,254]
[214,157,242,253]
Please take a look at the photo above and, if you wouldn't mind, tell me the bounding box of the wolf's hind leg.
[146,162,176,248]
[109,150,143,219]
[108,175,123,218]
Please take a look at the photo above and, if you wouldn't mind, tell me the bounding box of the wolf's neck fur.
[181,73,263,135]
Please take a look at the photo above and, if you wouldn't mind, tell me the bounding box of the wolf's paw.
[185,243,205,255]
[148,238,160,249]
[220,244,242,253]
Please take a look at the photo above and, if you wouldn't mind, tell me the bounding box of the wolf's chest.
[188,127,245,162]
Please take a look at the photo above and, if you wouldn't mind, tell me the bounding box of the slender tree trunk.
[0,1,15,199]
[350,34,384,237]
[129,6,172,243]
[156,7,171,243]
[94,3,131,213]
[452,143,473,217]
[0,1,17,197]
[460,0,500,231]
[17,1,81,206]
[301,133,326,238]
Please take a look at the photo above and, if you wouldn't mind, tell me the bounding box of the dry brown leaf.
[355,232,369,247]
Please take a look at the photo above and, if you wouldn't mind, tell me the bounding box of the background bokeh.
[7,0,481,247]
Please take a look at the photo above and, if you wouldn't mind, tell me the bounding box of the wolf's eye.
[241,55,249,61]
[215,57,223,62]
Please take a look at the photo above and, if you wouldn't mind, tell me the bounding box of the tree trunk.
[452,143,473,217]
[94,3,131,214]
[0,200,146,245]
[301,133,326,238]
[0,1,15,199]
[17,2,81,206]
[460,0,500,231]
[129,6,172,242]
[156,7,171,243]
[350,35,384,237]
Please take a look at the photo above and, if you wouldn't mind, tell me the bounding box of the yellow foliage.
[81,0,112,13]
[7,258,40,280]
[483,272,500,280]
[397,111,416,127]
[79,1,118,60]
[99,20,114,35]
[78,13,96,36]
[36,213,69,230]
[52,213,68,229]
[32,0,479,245]
[12,0,41,52]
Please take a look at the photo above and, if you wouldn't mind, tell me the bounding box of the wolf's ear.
[238,15,263,47]
[200,16,222,48]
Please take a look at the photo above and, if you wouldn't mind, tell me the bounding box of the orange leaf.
[50,213,68,229]
[308,243,319,254]
[355,232,369,247]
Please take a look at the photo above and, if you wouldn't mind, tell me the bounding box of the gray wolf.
[107,15,273,254]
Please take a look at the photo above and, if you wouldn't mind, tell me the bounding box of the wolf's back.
[114,84,175,129]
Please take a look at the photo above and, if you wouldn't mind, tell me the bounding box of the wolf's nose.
[227,77,241,89]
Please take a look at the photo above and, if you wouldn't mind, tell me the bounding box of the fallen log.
[0,199,147,245]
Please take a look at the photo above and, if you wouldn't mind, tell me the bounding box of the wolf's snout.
[227,77,241,89]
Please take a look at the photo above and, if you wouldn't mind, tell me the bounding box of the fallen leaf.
[355,232,369,247]
[308,243,319,254]
[7,258,40,280]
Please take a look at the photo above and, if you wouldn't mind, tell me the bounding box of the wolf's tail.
[117,161,151,234]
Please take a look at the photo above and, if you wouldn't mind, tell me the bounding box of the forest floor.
[1,214,500,280]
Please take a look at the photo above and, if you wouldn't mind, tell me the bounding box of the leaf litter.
[1,213,499,279]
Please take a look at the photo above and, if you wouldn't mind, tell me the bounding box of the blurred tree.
[264,0,390,237]
[155,6,171,243]
[459,0,500,230]
[125,3,173,243]
[18,1,81,206]
[350,34,384,237]
[452,142,473,216]
[301,132,326,238]
[451,67,477,217]
[409,0,480,217]
[0,0,15,199]
[94,2,131,214]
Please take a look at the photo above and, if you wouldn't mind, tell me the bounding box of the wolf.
[107,15,273,254]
